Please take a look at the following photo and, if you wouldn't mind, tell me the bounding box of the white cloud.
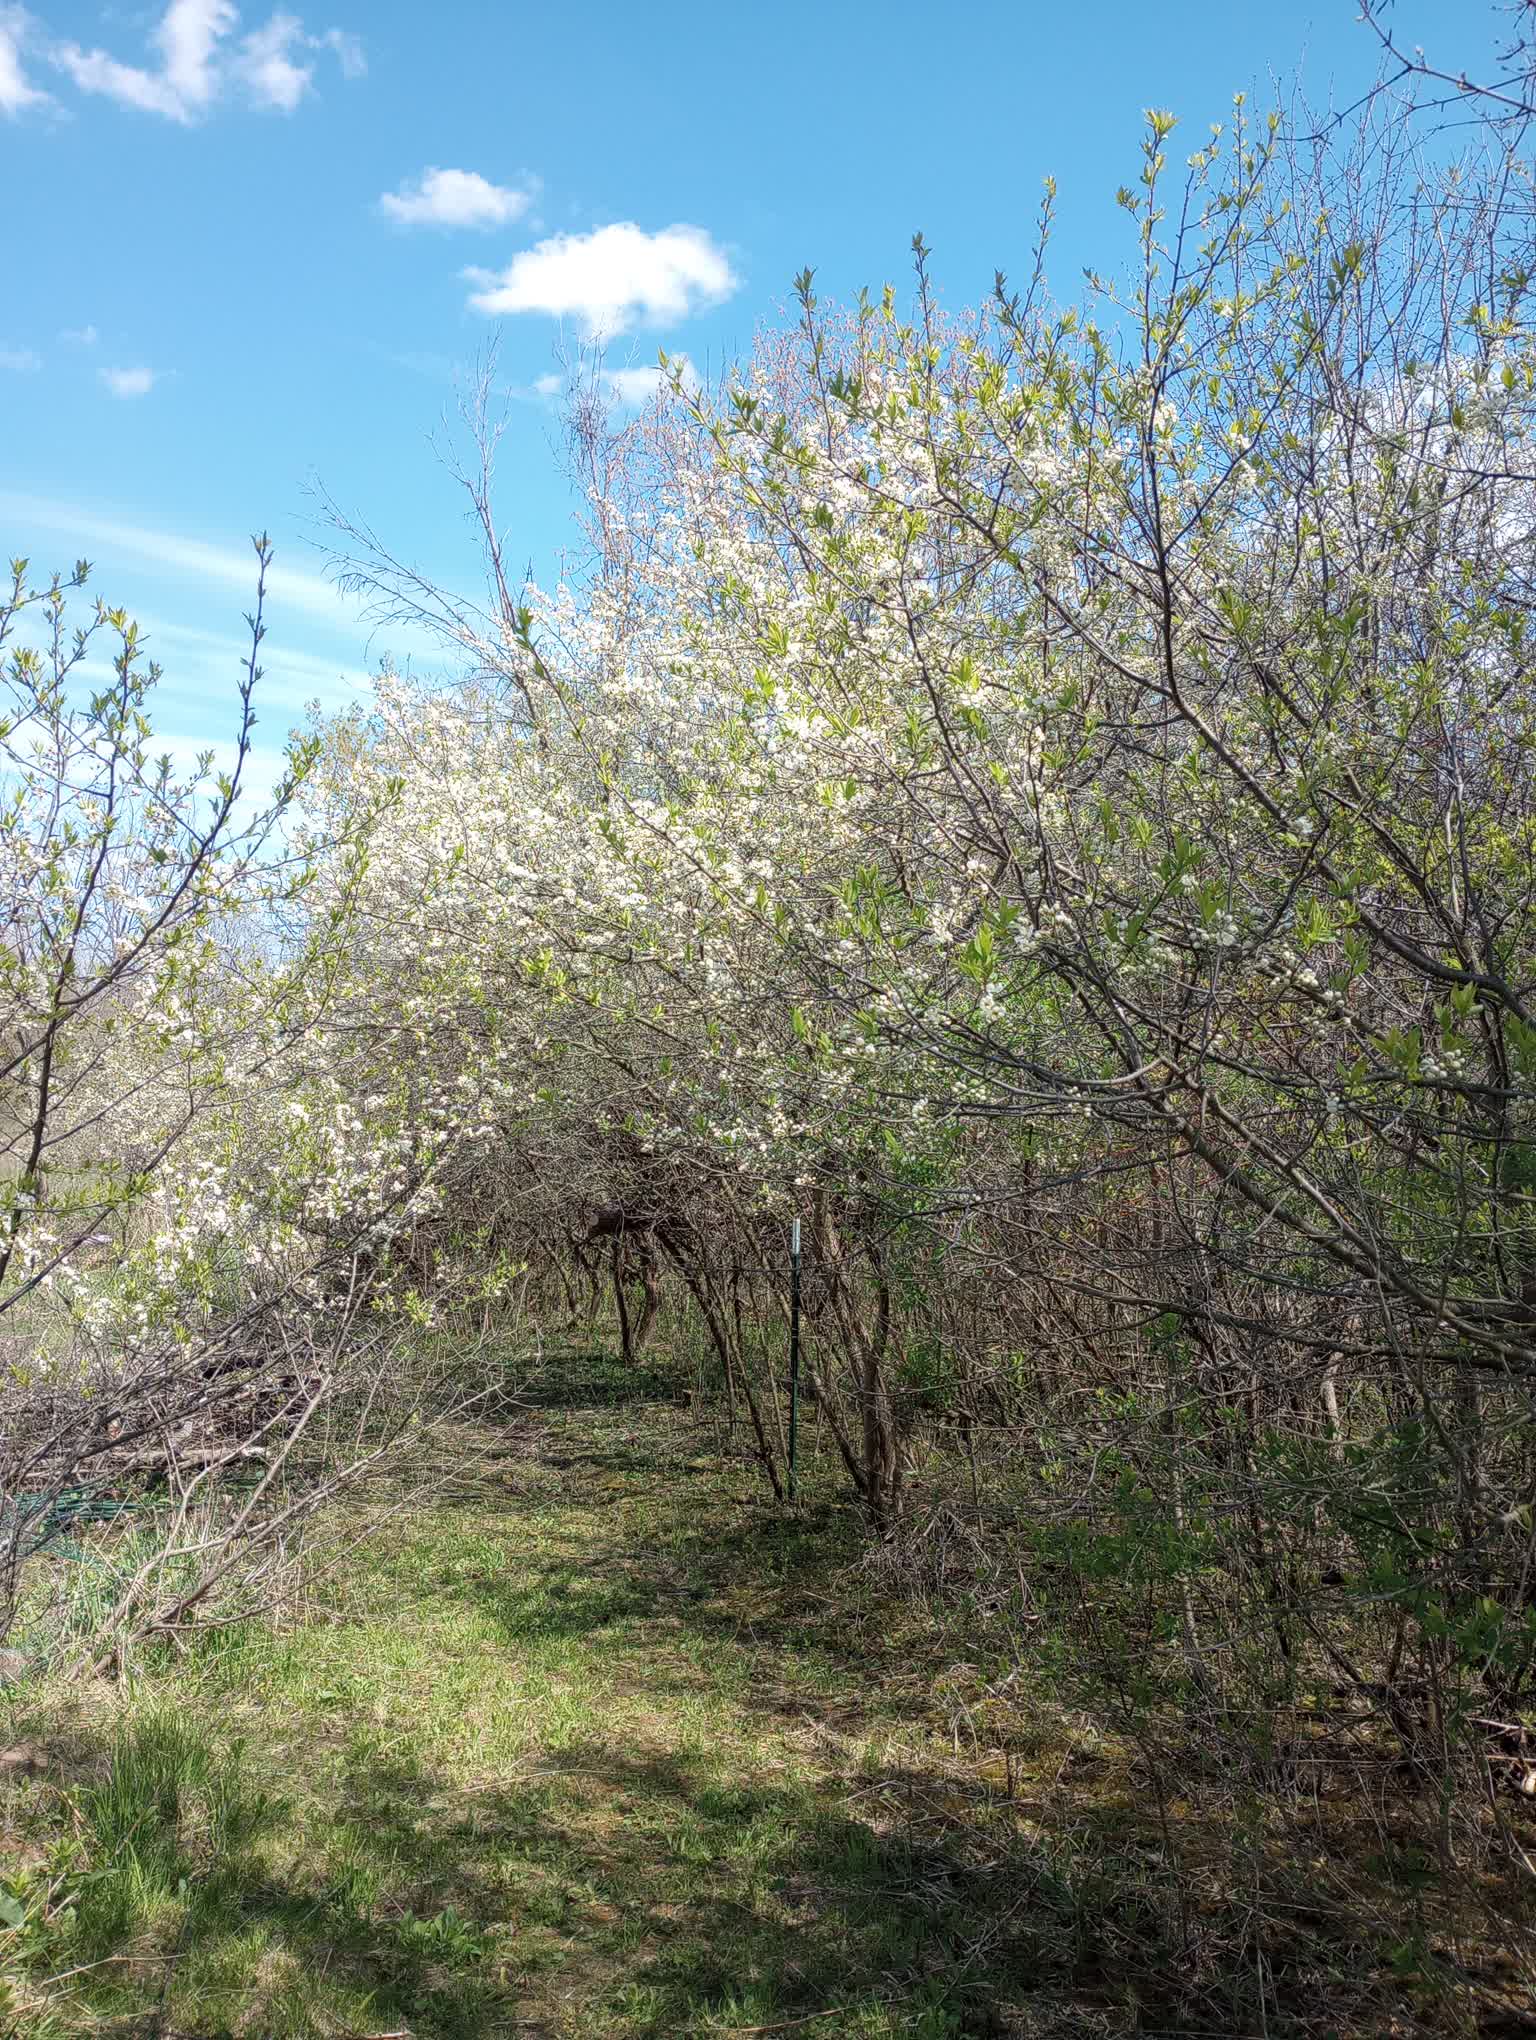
[601,357,697,408]
[532,371,562,397]
[54,1,361,123]
[58,0,230,120]
[380,167,535,230]
[236,12,314,112]
[158,0,233,112]
[61,324,99,346]
[0,5,50,115]
[234,15,362,111]
[101,365,158,398]
[601,365,664,407]
[57,44,184,118]
[0,345,40,372]
[465,222,737,338]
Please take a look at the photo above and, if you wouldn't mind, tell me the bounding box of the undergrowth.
[1,1346,1531,2038]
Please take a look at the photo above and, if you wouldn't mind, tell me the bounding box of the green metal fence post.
[787,1217,801,1503]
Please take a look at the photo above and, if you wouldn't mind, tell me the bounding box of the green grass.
[2,1346,1528,2037]
[1,1351,1050,2038]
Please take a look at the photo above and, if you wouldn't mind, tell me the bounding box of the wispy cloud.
[58,0,230,120]
[150,733,304,810]
[0,4,50,115]
[101,365,158,398]
[236,13,363,113]
[138,612,374,709]
[465,222,737,338]
[315,26,365,78]
[235,11,316,113]
[381,166,535,230]
[61,323,99,346]
[373,344,459,383]
[5,595,324,798]
[54,0,363,123]
[0,492,356,630]
[0,344,41,372]
[371,349,568,404]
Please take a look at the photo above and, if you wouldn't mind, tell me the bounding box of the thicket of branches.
[311,62,1536,1936]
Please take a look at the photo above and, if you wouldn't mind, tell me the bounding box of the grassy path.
[2,1359,1052,2039]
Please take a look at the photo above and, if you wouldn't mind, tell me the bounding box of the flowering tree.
[0,547,472,1662]
[311,73,1536,1825]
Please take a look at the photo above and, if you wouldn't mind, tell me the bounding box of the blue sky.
[1,0,1455,776]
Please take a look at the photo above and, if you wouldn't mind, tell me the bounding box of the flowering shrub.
[314,86,1536,1803]
[0,545,479,1659]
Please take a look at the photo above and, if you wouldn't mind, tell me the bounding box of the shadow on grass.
[5,1384,1430,2040]
[325,1737,1047,2036]
[9,1701,1488,2040]
[13,1700,1423,2040]
[513,1346,683,1411]
[15,1723,1047,2038]
[445,1476,923,1740]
